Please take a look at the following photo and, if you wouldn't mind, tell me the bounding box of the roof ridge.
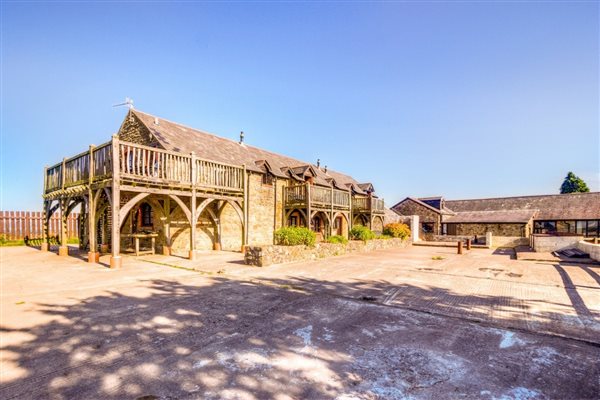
[445,192,600,202]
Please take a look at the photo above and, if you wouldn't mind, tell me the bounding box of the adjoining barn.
[392,192,600,247]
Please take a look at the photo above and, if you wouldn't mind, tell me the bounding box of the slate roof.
[391,197,455,216]
[127,110,370,194]
[445,192,600,221]
[442,210,537,224]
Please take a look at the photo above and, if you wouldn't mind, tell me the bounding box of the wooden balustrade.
[92,142,112,178]
[285,185,307,205]
[352,196,369,211]
[333,189,350,207]
[196,159,244,191]
[119,142,192,184]
[64,152,90,187]
[284,185,351,209]
[45,164,62,192]
[44,139,245,194]
[311,186,331,205]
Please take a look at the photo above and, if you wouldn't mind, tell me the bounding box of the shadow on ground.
[2,274,599,399]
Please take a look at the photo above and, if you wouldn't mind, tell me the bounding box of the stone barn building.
[41,109,386,267]
[392,192,600,244]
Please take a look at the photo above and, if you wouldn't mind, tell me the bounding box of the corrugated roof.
[442,210,537,224]
[445,192,600,220]
[127,110,371,193]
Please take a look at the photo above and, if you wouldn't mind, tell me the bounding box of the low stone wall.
[245,238,410,267]
[532,234,584,253]
[577,240,600,261]
[432,235,487,245]
[491,236,529,248]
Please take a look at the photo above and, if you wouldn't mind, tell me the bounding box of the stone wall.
[532,234,584,253]
[449,223,528,237]
[247,173,278,246]
[432,235,487,245]
[577,240,600,261]
[490,236,529,248]
[392,199,441,235]
[118,113,161,147]
[245,238,410,267]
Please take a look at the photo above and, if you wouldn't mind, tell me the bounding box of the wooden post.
[41,199,49,251]
[87,145,99,263]
[466,238,472,250]
[110,136,122,268]
[163,197,171,255]
[241,165,248,251]
[61,158,66,190]
[189,152,197,260]
[306,182,312,230]
[348,190,353,232]
[58,199,69,256]
[457,241,463,255]
[329,187,334,238]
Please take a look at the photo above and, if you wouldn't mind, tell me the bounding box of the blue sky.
[1,1,598,211]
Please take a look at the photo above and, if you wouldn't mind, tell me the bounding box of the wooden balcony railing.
[44,138,244,194]
[352,196,385,214]
[284,184,357,210]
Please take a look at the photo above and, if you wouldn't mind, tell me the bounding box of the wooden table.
[122,233,159,256]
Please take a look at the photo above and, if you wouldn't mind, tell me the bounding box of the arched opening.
[310,211,330,241]
[372,216,384,234]
[333,212,349,238]
[285,209,308,228]
[353,214,369,227]
[218,201,243,252]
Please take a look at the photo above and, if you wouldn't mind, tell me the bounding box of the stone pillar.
[410,215,420,242]
[486,231,493,248]
[162,197,171,256]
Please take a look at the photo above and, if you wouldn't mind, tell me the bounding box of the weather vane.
[112,97,134,109]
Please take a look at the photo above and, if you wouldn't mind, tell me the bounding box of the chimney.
[239,131,244,145]
[316,159,321,168]
[324,165,328,173]
[154,117,159,126]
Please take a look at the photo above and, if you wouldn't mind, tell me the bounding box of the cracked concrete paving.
[1,245,599,399]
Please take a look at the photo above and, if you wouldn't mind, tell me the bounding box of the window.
[534,221,556,234]
[557,221,576,233]
[262,173,274,186]
[141,203,153,227]
[421,222,434,233]
[288,216,298,227]
[587,220,598,237]
[576,221,587,235]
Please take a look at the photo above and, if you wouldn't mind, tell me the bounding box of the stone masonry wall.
[245,238,410,267]
[393,199,441,235]
[247,173,278,246]
[118,113,161,147]
[451,223,527,237]
[577,240,600,261]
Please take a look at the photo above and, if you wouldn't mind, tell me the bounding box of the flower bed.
[244,238,410,267]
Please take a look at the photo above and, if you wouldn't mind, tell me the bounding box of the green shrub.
[349,225,375,241]
[383,223,411,240]
[274,227,316,246]
[375,234,393,240]
[327,235,348,245]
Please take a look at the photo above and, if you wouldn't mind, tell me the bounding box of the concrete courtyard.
[1,245,599,399]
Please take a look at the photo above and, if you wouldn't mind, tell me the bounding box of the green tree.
[560,172,590,194]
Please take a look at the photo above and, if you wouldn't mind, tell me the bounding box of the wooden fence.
[0,211,80,241]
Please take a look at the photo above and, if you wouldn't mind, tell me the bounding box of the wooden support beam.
[110,136,122,268]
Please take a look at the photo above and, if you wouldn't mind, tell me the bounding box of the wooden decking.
[283,184,384,214]
[44,138,245,198]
